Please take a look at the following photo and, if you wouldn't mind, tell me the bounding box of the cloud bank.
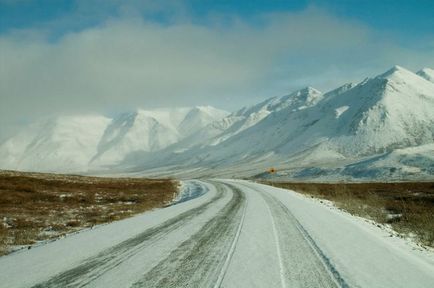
[1,5,433,138]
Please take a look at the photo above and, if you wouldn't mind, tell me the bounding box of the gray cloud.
[1,6,433,139]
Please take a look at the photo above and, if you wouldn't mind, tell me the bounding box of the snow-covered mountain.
[122,66,434,180]
[0,115,111,172]
[89,106,227,168]
[164,87,323,152]
[417,68,434,83]
[0,106,228,173]
[1,65,433,180]
[210,87,323,145]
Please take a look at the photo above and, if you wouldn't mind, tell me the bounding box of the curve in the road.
[170,181,210,206]
[131,183,246,288]
[2,179,433,288]
[31,181,226,288]
[26,180,349,288]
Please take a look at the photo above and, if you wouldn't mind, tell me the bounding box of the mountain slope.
[236,66,433,157]
[0,107,228,173]
[211,87,323,145]
[0,115,111,172]
[90,106,228,168]
[282,65,434,157]
[165,87,323,153]
[126,66,434,180]
[417,68,434,83]
[1,65,433,180]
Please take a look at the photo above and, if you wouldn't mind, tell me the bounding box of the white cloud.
[0,6,433,138]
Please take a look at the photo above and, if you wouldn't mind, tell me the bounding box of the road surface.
[1,180,433,287]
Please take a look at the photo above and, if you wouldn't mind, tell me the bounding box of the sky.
[1,0,434,138]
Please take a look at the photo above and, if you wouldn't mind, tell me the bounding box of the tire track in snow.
[213,185,247,288]
[237,182,343,288]
[264,195,287,288]
[131,183,246,288]
[31,181,225,288]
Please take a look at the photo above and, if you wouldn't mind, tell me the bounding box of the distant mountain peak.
[378,65,415,79]
[299,86,321,96]
[278,86,323,109]
[373,65,434,94]
[190,105,228,117]
[322,83,356,100]
[417,67,434,83]
[88,106,228,167]
[300,86,321,94]
[390,64,405,71]
[419,67,434,73]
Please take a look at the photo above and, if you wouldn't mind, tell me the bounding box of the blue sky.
[0,0,434,137]
[1,0,433,42]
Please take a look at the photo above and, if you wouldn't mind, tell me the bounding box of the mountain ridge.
[1,65,433,180]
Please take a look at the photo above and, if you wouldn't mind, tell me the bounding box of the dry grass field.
[262,181,434,247]
[0,170,177,255]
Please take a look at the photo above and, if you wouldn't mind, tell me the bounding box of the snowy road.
[1,180,434,288]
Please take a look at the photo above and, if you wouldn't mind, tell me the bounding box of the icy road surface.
[1,180,434,287]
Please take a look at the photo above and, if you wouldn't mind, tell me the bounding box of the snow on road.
[230,180,434,288]
[0,180,433,288]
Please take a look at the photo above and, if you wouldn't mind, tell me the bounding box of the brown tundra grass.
[262,181,434,247]
[0,170,177,256]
